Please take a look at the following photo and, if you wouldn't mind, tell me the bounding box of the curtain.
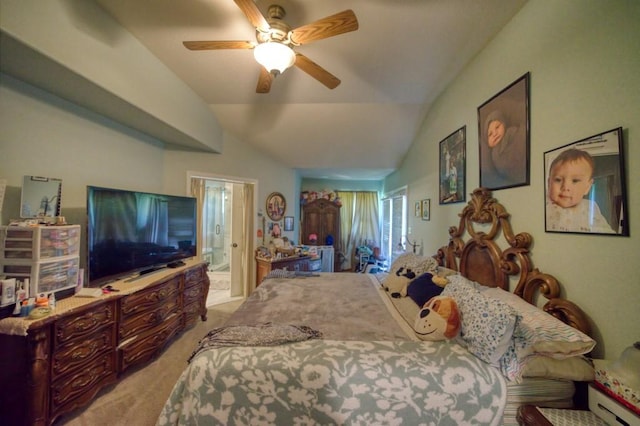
[337,191,380,271]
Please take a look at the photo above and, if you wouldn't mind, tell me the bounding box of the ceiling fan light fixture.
[253,42,296,75]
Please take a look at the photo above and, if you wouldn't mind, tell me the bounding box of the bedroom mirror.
[20,175,62,219]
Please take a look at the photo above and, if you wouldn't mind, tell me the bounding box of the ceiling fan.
[183,0,359,93]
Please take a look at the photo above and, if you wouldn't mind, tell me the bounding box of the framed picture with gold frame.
[266,192,286,221]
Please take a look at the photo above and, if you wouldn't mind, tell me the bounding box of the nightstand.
[517,383,640,425]
[588,383,640,426]
[517,405,606,425]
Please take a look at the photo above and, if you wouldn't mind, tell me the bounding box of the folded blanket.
[265,270,320,279]
[188,323,323,363]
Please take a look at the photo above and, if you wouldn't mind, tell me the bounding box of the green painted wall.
[385,0,640,359]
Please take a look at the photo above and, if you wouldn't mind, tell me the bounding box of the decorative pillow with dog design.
[413,295,460,341]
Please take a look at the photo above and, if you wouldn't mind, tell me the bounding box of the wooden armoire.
[301,198,341,271]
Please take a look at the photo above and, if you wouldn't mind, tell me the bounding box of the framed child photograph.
[439,126,466,204]
[478,73,530,190]
[544,127,628,236]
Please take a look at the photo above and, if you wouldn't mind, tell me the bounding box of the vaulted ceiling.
[93,0,527,180]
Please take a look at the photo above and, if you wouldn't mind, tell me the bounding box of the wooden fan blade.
[294,53,340,89]
[256,67,273,93]
[289,10,358,45]
[234,0,270,32]
[183,40,254,50]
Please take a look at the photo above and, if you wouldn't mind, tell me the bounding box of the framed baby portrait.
[478,73,530,190]
[544,127,628,236]
[438,126,466,204]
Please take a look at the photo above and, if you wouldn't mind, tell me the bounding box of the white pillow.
[483,287,595,359]
[388,253,439,276]
[521,355,595,381]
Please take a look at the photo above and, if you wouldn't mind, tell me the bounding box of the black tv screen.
[87,186,197,286]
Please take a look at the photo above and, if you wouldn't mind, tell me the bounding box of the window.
[380,187,407,266]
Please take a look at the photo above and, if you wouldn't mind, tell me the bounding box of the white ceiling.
[95,0,527,180]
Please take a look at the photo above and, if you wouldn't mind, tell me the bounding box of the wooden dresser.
[255,255,321,286]
[0,260,209,426]
[301,198,341,271]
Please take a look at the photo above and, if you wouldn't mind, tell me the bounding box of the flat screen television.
[87,186,198,286]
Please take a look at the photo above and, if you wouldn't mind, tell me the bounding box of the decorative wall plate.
[266,192,286,221]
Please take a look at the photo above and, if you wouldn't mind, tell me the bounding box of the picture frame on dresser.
[544,127,628,236]
[20,175,62,219]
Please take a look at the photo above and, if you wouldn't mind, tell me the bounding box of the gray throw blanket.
[188,323,323,363]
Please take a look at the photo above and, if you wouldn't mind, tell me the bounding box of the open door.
[189,173,256,305]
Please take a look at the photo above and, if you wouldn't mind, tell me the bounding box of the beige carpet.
[56,299,244,426]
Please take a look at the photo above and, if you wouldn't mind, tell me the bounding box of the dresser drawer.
[118,313,183,373]
[119,277,181,318]
[54,302,116,346]
[184,265,206,289]
[183,300,205,327]
[306,258,322,271]
[50,351,117,417]
[52,327,116,381]
[183,280,206,306]
[119,297,180,341]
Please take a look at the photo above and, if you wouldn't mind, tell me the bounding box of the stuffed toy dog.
[406,272,449,307]
[413,295,460,341]
[383,267,416,298]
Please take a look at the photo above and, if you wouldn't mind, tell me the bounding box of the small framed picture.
[439,126,466,204]
[421,199,431,221]
[544,127,628,236]
[283,216,294,232]
[414,201,422,217]
[478,73,530,190]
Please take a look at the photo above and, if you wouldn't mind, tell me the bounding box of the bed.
[157,188,595,426]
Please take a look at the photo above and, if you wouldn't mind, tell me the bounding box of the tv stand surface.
[167,260,186,268]
[0,259,209,426]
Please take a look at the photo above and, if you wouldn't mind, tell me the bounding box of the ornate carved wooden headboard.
[435,188,592,335]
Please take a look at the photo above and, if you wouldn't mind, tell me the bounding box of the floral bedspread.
[157,339,506,426]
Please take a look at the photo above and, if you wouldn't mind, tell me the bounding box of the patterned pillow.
[389,253,439,276]
[442,275,520,364]
[483,287,595,359]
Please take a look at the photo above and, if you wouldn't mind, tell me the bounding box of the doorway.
[203,180,232,304]
[188,172,256,306]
